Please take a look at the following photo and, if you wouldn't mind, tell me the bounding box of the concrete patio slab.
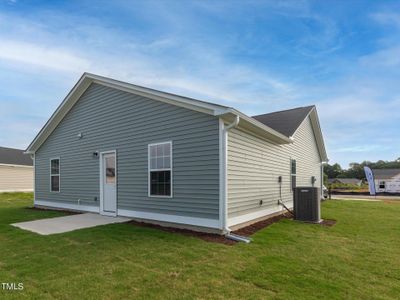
[11,213,130,235]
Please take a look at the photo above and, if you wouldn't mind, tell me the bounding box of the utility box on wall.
[294,187,321,223]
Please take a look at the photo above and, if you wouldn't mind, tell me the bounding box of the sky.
[0,0,399,168]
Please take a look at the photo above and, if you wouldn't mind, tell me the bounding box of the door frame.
[99,150,117,216]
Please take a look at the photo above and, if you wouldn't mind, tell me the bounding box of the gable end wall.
[35,83,220,221]
[227,116,322,225]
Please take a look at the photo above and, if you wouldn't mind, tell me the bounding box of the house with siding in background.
[25,73,328,234]
[373,169,400,194]
[0,146,33,192]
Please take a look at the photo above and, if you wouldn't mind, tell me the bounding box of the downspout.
[222,115,251,243]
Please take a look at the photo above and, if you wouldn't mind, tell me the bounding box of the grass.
[0,193,399,299]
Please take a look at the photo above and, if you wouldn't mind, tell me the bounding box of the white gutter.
[222,115,251,243]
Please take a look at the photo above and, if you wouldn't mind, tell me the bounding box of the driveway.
[12,213,130,235]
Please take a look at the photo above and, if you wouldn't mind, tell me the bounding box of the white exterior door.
[101,152,117,216]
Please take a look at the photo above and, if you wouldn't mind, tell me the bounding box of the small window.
[379,181,385,189]
[291,159,296,190]
[105,156,116,184]
[50,158,60,192]
[149,142,172,197]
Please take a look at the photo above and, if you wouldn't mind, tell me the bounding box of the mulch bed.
[127,220,237,245]
[128,212,293,245]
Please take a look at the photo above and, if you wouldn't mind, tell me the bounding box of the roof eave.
[217,109,293,144]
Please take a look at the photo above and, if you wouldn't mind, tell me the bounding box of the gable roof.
[252,106,315,137]
[372,169,400,180]
[0,146,33,166]
[252,105,328,161]
[25,73,327,162]
[26,73,291,153]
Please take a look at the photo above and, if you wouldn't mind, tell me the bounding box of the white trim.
[218,119,225,230]
[99,150,117,217]
[50,157,60,192]
[148,141,173,198]
[118,209,220,229]
[33,154,36,203]
[0,163,33,168]
[34,200,100,213]
[227,204,292,227]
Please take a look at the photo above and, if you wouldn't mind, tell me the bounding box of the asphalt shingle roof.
[372,169,400,179]
[328,178,362,185]
[252,105,315,137]
[0,146,33,166]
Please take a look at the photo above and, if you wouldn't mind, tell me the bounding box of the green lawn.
[0,193,399,299]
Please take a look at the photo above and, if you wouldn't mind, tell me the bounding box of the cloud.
[371,12,400,28]
[0,39,91,72]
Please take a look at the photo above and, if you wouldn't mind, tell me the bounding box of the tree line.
[324,158,400,180]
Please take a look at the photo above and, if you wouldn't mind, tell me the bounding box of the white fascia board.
[217,108,293,144]
[289,107,328,163]
[25,74,92,154]
[308,109,328,162]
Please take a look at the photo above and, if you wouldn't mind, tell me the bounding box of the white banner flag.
[364,166,376,196]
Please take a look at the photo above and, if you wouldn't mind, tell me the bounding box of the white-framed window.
[379,181,385,189]
[291,159,296,190]
[50,158,60,192]
[148,141,172,197]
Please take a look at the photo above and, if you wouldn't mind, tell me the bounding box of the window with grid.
[50,158,60,192]
[149,142,172,197]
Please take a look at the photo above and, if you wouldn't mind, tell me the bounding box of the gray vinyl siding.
[227,116,321,219]
[35,83,220,219]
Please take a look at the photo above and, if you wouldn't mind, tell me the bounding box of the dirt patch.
[320,219,336,227]
[25,206,80,215]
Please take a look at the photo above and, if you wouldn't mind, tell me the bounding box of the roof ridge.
[252,105,315,118]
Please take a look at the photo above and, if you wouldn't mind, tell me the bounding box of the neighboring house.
[26,73,328,234]
[373,169,400,194]
[328,178,362,186]
[0,146,33,192]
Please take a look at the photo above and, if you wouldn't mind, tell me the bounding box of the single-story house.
[328,178,362,186]
[25,73,328,234]
[373,169,400,193]
[0,146,33,192]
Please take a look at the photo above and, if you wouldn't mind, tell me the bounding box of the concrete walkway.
[12,213,130,235]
